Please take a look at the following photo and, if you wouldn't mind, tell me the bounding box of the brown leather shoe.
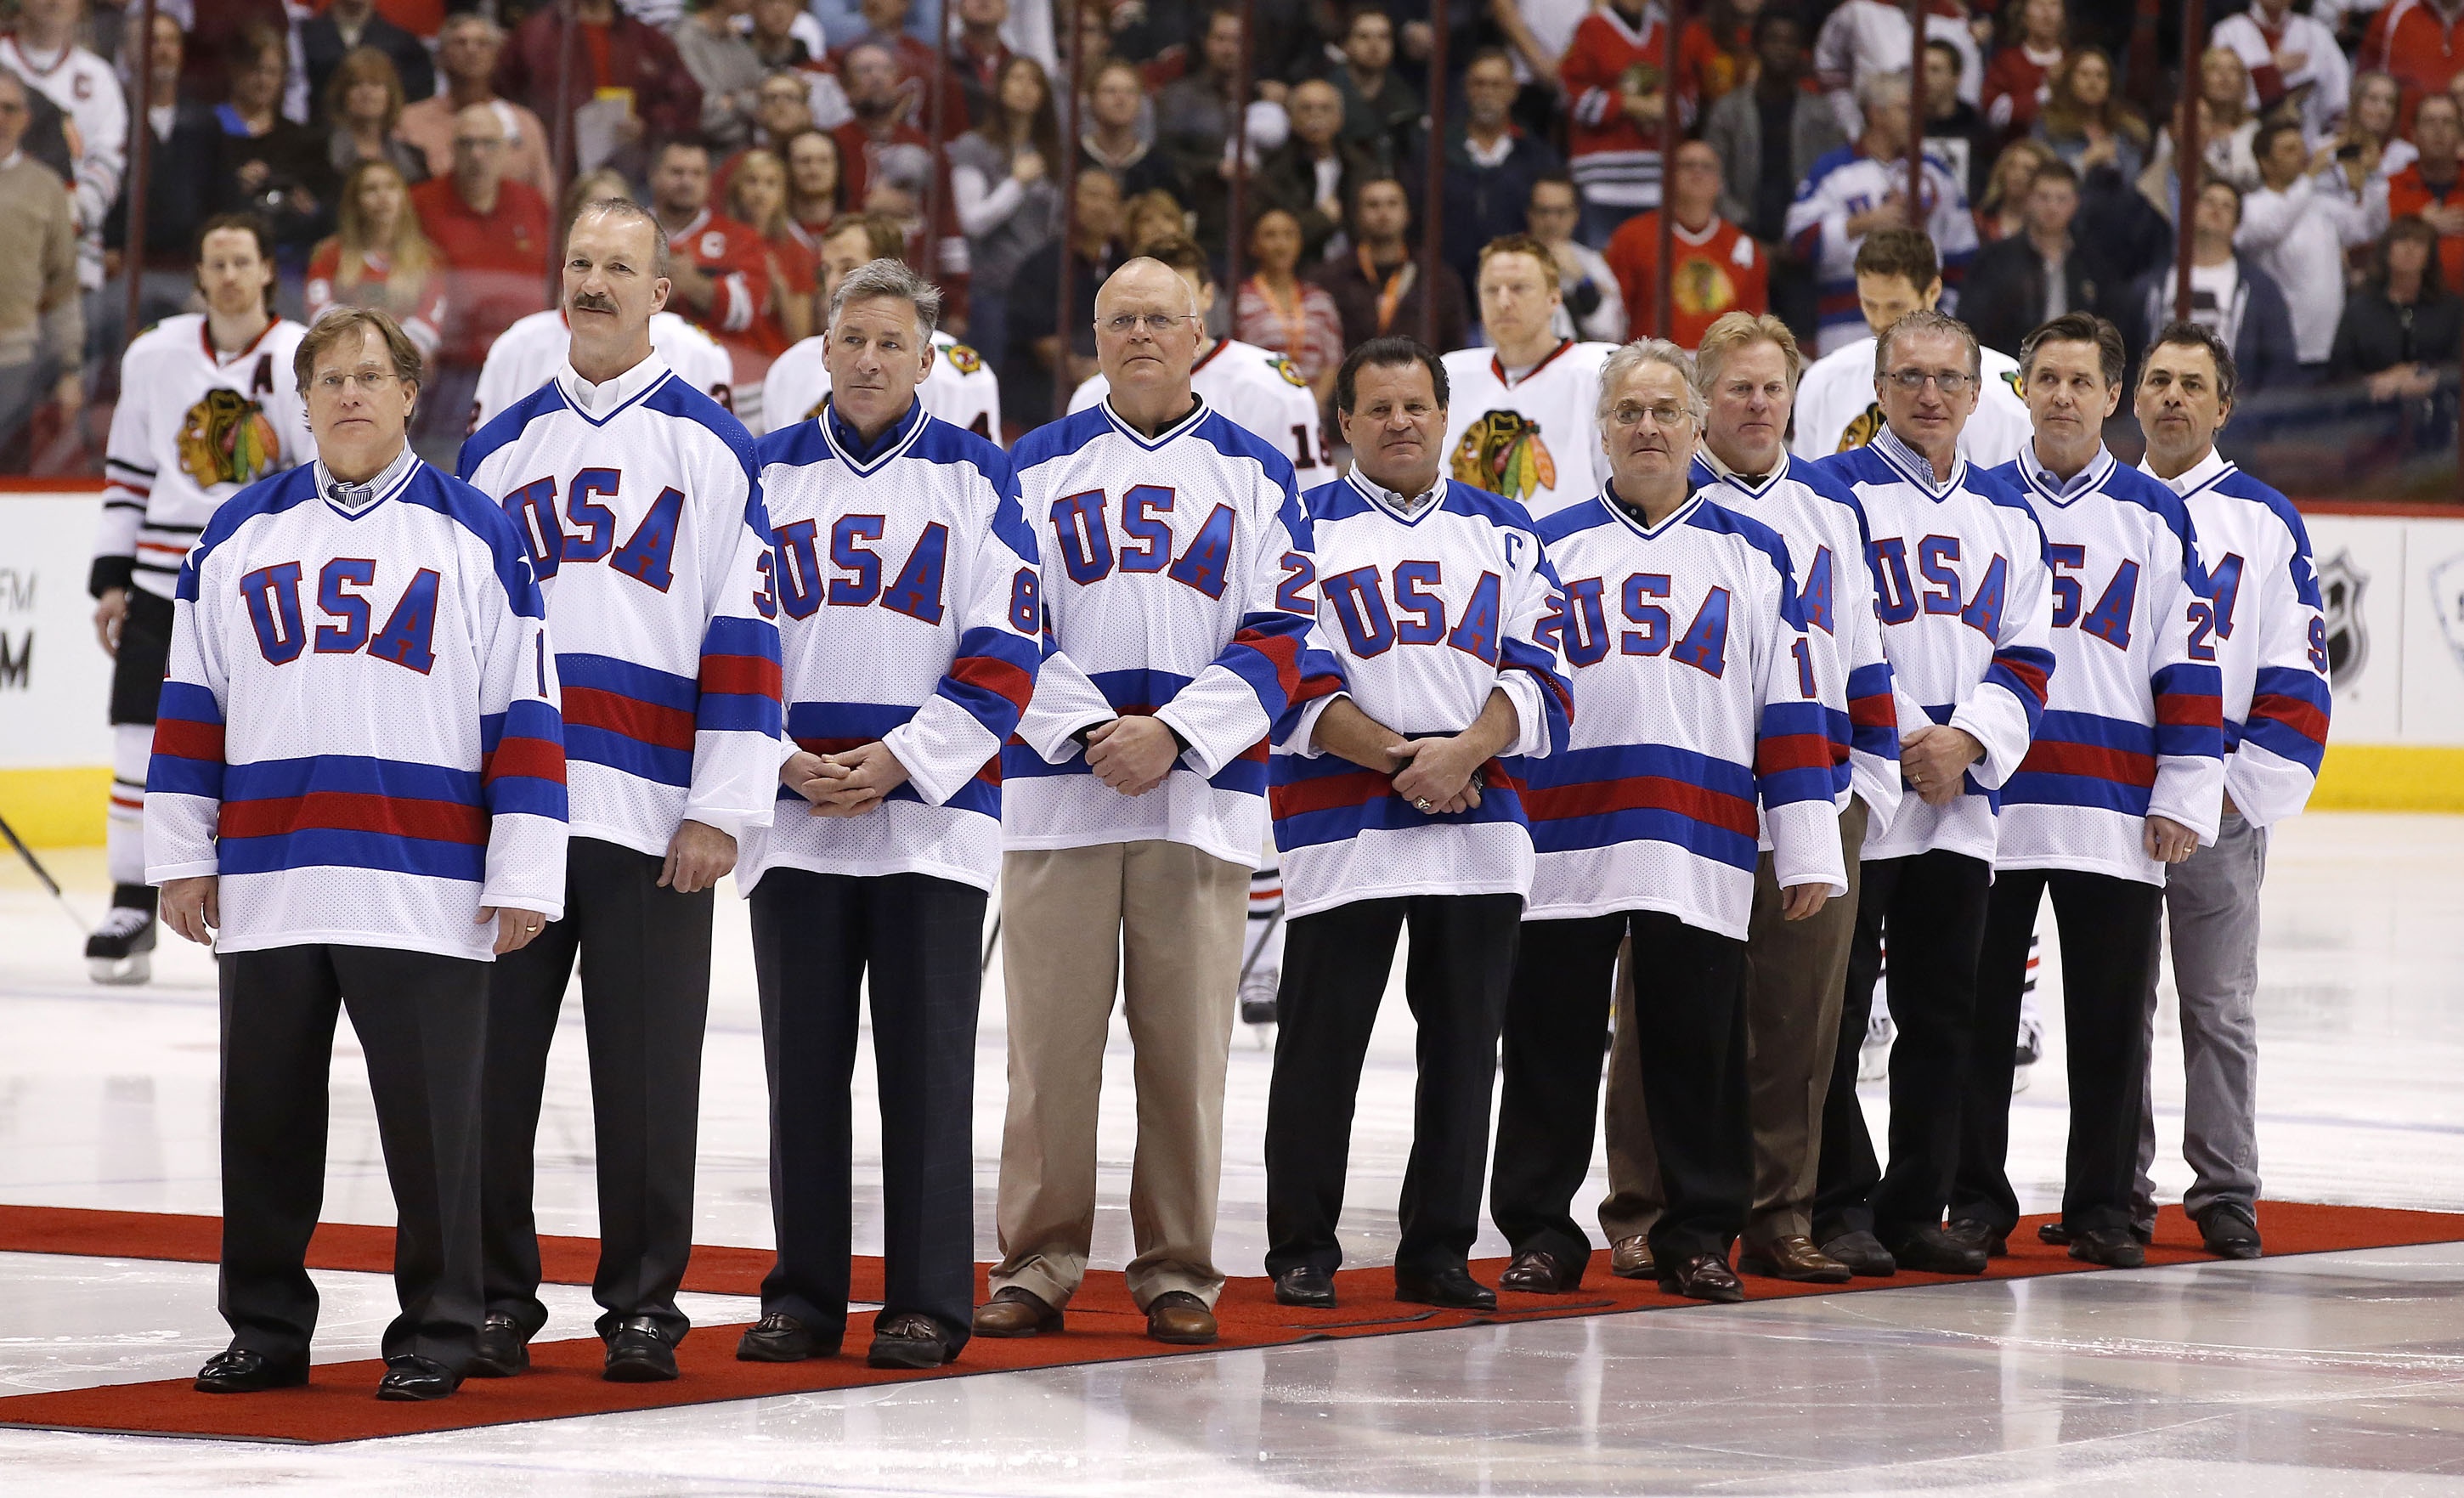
[971,1286,1063,1338]
[1657,1252,1744,1303]
[1738,1235,1852,1284]
[1608,1235,1656,1280]
[1144,1290,1218,1345]
[1497,1249,1584,1294]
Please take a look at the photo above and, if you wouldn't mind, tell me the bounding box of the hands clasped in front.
[783,743,916,817]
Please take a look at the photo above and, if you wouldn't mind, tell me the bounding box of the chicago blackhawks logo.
[1451,410,1557,500]
[940,341,984,376]
[1673,257,1738,318]
[177,388,282,489]
[2002,368,2026,400]
[1835,403,1886,451]
[1272,354,1308,388]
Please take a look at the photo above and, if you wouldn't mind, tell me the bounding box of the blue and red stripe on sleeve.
[150,681,227,800]
[2150,661,2225,760]
[1983,643,2055,738]
[2242,665,2331,771]
[1218,610,1347,742]
[1499,635,1575,756]
[937,625,1041,739]
[480,698,569,821]
[696,614,784,736]
[1755,699,1839,808]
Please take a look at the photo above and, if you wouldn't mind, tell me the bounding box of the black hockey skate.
[85,884,158,986]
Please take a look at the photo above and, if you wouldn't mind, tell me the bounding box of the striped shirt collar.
[2017,441,2115,505]
[314,443,420,514]
[822,393,929,474]
[1872,421,1966,498]
[1346,468,1446,521]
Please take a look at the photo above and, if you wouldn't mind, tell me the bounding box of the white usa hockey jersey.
[1984,444,2224,883]
[144,454,568,959]
[97,316,314,602]
[1691,450,1902,835]
[1784,149,1979,354]
[0,36,126,291]
[470,308,736,433]
[1071,337,1329,483]
[1525,489,1847,939]
[2140,449,2331,829]
[1439,341,1618,522]
[458,352,782,856]
[760,329,1003,443]
[1789,333,2032,468]
[1006,397,1345,868]
[739,399,1043,894]
[1819,427,2057,865]
[1273,474,1574,919]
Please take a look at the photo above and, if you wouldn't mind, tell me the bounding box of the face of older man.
[439,18,500,85]
[844,44,901,115]
[563,209,670,349]
[822,291,931,434]
[1093,260,1201,402]
[1603,358,1703,504]
[1340,359,1447,495]
[305,324,417,479]
[1704,337,1793,476]
[1289,81,1342,148]
[1877,325,1977,455]
[0,77,28,161]
[450,104,509,201]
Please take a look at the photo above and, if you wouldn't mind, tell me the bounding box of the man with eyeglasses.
[980,257,1342,1348]
[1494,338,1845,1303]
[1810,308,2057,1278]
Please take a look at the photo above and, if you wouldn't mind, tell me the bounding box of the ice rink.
[1,810,2461,1494]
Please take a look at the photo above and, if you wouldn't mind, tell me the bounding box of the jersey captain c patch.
[1451,410,1558,503]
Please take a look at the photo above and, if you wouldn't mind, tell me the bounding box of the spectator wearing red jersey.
[728,145,821,349]
[308,157,447,359]
[1983,0,2066,143]
[2359,0,2464,125]
[408,103,552,449]
[649,135,776,348]
[1677,0,1761,108]
[399,15,558,201]
[2389,92,2464,286]
[1561,0,1691,248]
[1604,139,1768,345]
[828,0,967,139]
[834,41,968,325]
[494,0,702,182]
[950,0,1017,128]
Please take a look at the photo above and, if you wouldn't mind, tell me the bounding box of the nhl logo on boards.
[2426,551,2464,677]
[1451,410,1557,502]
[2315,548,2370,690]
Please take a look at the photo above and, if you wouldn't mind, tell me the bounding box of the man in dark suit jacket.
[1436,48,1563,291]
[1255,77,1382,262]
[302,0,437,109]
[1961,158,2133,359]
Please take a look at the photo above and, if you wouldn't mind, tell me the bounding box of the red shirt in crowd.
[408,175,553,367]
[2360,0,2464,123]
[666,206,777,351]
[2390,161,2464,287]
[1605,211,1770,348]
[1983,42,2063,140]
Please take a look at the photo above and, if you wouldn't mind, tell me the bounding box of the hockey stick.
[1236,905,1282,986]
[0,811,90,932]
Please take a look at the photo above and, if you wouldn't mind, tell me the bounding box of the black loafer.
[1497,1249,1585,1294]
[2199,1208,2263,1260]
[1273,1264,1337,1308]
[867,1311,958,1370]
[1658,1252,1745,1303]
[1818,1229,1898,1277]
[1885,1224,1988,1275]
[466,1312,529,1377]
[737,1311,828,1362]
[2069,1226,2149,1269]
[1942,1218,2009,1258]
[1394,1265,1496,1311]
[603,1315,678,1382]
[375,1355,461,1402]
[193,1347,308,1394]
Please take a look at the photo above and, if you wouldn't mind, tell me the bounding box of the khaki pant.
[991,840,1249,1310]
[1600,798,1868,1247]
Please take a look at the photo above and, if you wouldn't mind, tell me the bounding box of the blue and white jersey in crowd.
[1784,148,1979,355]
[460,352,783,859]
[2139,448,2332,828]
[1983,444,2224,883]
[738,399,1041,894]
[1691,449,1903,839]
[1523,489,1847,941]
[1819,427,2057,865]
[144,450,568,959]
[1271,473,1572,919]
[1005,396,1345,869]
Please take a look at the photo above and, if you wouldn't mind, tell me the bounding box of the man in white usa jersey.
[1591,312,1902,1291]
[1493,340,1845,1304]
[2125,322,2331,1263]
[732,260,1041,1372]
[87,214,312,983]
[977,258,1342,1348]
[458,199,782,1384]
[151,308,566,1402]
[1261,336,1571,1314]
[1439,235,1616,522]
[468,305,734,432]
[1785,71,1977,354]
[1809,308,2056,1280]
[1953,313,2224,1271]
[759,212,1003,441]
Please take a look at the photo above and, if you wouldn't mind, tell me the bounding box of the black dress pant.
[1263,894,1523,1280]
[481,835,715,1343]
[1812,850,1993,1245]
[1953,867,2163,1235]
[749,868,985,1351]
[218,943,488,1371]
[1493,909,1750,1269]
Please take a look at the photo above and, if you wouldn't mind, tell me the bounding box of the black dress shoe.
[2199,1207,2263,1260]
[1885,1224,1988,1275]
[1942,1218,2009,1258]
[466,1312,529,1377]
[603,1315,679,1382]
[1273,1264,1337,1308]
[2037,1220,2071,1246]
[2068,1226,2148,1269]
[737,1312,828,1362]
[1658,1252,1744,1303]
[1394,1265,1496,1311]
[1818,1229,1898,1277]
[193,1348,308,1394]
[867,1311,958,1370]
[376,1355,461,1402]
[1497,1249,1584,1294]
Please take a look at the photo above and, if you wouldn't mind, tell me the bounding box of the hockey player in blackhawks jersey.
[152,308,566,1399]
[1494,339,1845,1303]
[458,199,781,1382]
[470,306,734,432]
[759,212,1003,441]
[88,214,311,983]
[2127,321,2332,1262]
[1954,314,2224,1270]
[1440,235,1616,522]
[1261,337,1571,1313]
[734,260,1042,1371]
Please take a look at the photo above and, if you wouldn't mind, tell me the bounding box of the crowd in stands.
[0,0,2459,475]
